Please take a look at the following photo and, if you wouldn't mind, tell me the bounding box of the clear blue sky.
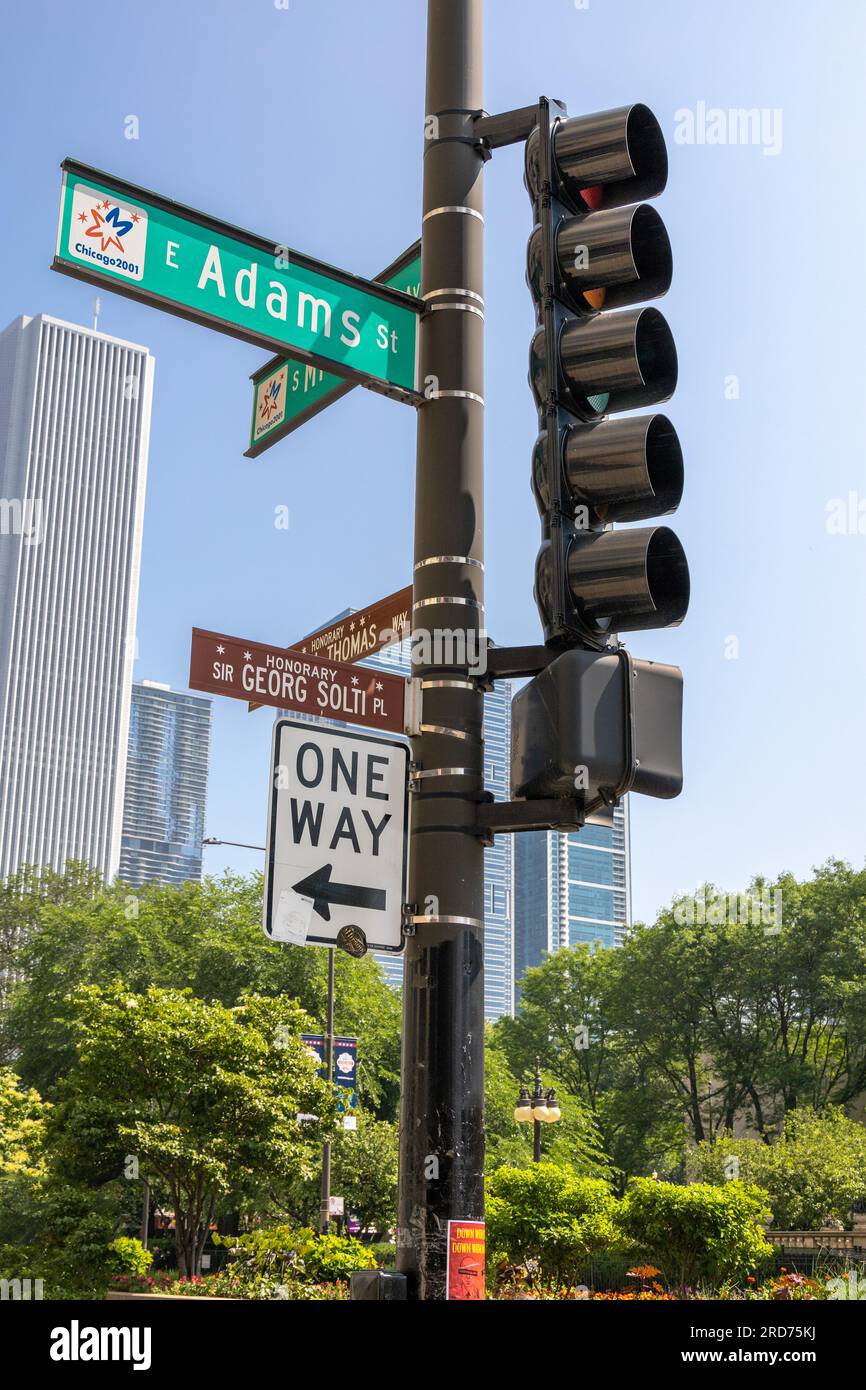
[2,0,864,922]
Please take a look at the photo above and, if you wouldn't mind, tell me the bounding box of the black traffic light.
[509,98,687,817]
[525,99,689,646]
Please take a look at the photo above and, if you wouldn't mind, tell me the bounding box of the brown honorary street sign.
[189,627,407,735]
[248,584,412,713]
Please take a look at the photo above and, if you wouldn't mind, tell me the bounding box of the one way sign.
[264,718,409,953]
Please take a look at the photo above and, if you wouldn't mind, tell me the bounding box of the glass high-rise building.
[480,682,514,1020]
[118,681,212,888]
[0,314,153,882]
[513,801,632,994]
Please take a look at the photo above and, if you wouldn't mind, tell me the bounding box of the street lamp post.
[514,1057,561,1162]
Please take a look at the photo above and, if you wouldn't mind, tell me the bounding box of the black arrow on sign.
[291,863,386,922]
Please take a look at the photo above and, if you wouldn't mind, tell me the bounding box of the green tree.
[277,1117,399,1234]
[0,1066,48,1179]
[49,984,335,1276]
[0,1068,131,1298]
[496,944,683,1178]
[1,868,402,1120]
[686,1107,866,1230]
[330,1119,398,1234]
[0,1066,50,1252]
[499,862,866,1171]
[0,861,104,999]
[756,865,866,1117]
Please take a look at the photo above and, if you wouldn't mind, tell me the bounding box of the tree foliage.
[49,984,335,1275]
[0,868,402,1120]
[484,1030,612,1178]
[496,861,866,1177]
[686,1107,866,1230]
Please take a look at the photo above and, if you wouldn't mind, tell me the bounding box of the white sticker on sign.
[272,887,314,945]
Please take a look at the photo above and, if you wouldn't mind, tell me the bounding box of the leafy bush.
[619,1179,772,1288]
[106,1268,349,1299]
[213,1224,376,1291]
[107,1236,153,1279]
[486,1163,625,1285]
[686,1108,866,1230]
[301,1233,377,1283]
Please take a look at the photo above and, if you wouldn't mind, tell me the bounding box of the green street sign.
[52,160,422,401]
[247,243,421,457]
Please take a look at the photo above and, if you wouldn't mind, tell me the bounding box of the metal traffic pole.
[396,0,486,1300]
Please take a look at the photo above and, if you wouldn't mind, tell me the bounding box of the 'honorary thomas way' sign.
[248,585,412,714]
[294,585,412,664]
[52,160,421,401]
[189,628,407,735]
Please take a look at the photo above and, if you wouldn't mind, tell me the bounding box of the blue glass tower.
[513,802,631,994]
[118,681,212,887]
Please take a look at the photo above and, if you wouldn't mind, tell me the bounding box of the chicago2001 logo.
[68,182,148,282]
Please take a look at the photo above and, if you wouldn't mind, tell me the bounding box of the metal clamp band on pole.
[421,678,478,691]
[419,723,481,743]
[413,595,484,611]
[422,287,484,304]
[414,554,484,570]
[426,303,484,319]
[422,205,485,223]
[406,914,485,930]
[410,766,477,781]
[424,389,484,405]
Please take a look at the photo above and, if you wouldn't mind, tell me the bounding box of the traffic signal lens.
[566,524,690,632]
[562,413,683,523]
[560,204,672,314]
[635,307,676,386]
[530,306,677,419]
[527,204,672,318]
[525,104,668,212]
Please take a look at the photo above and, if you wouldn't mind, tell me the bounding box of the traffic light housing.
[510,98,687,816]
[511,648,683,805]
[525,98,689,647]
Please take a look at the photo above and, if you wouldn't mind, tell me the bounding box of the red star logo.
[83,205,125,254]
[131,213,140,223]
[101,200,111,209]
[77,211,87,223]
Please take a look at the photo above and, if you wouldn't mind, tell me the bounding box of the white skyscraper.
[0,314,154,881]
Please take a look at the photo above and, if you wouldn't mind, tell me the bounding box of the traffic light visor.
[525,104,668,211]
